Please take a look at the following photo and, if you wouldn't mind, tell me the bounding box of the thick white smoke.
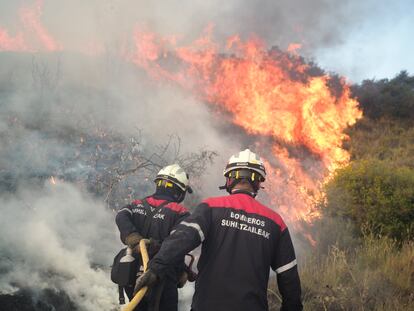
[0,181,120,310]
[0,50,235,309]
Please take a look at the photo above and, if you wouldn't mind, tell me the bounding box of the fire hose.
[122,239,198,311]
[123,239,150,311]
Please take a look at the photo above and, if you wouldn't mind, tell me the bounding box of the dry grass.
[301,235,414,311]
[268,235,414,311]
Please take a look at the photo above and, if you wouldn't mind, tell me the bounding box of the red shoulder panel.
[146,197,189,214]
[203,193,287,231]
[131,199,142,206]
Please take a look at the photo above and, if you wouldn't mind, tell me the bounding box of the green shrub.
[324,160,414,241]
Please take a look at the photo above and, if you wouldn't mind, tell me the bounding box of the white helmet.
[154,164,192,193]
[223,149,266,181]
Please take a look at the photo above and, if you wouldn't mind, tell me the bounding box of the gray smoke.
[1,0,400,309]
[0,0,383,52]
[0,50,234,309]
[0,181,120,310]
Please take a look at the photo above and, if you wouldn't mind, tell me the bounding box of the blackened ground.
[0,289,77,311]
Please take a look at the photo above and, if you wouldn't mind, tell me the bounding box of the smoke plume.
[0,42,232,311]
[0,0,374,309]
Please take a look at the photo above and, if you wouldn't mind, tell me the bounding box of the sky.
[313,0,414,82]
[0,0,413,82]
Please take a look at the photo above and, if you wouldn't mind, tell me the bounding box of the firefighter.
[134,149,303,311]
[115,164,192,311]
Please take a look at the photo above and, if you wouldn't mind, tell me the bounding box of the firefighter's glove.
[148,238,162,257]
[187,269,198,282]
[177,271,188,288]
[133,269,158,295]
[125,232,143,250]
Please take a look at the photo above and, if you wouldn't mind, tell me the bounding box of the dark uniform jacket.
[149,192,303,311]
[116,194,190,281]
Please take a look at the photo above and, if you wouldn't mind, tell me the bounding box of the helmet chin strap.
[155,185,187,203]
[219,177,259,197]
[231,188,257,198]
[176,192,185,203]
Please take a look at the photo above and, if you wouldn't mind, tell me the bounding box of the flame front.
[0,1,363,239]
[129,29,362,233]
[0,0,59,52]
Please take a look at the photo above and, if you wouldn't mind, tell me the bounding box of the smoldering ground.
[0,181,120,310]
[0,50,234,309]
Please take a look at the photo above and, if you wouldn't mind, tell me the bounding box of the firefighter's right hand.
[148,238,162,256]
[133,269,158,294]
[125,232,143,250]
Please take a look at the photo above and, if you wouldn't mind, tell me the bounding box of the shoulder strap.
[141,198,170,238]
[118,285,125,305]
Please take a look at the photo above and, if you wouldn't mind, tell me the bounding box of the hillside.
[291,71,414,311]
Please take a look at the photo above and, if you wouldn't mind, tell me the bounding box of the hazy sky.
[0,0,412,81]
[314,0,414,82]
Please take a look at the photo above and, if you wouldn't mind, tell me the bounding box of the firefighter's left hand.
[125,232,143,250]
[134,269,158,294]
[177,271,188,288]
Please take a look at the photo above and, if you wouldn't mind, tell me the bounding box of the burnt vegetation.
[0,53,217,310]
[0,54,217,206]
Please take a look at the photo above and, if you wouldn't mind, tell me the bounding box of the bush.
[324,160,414,241]
[352,71,414,121]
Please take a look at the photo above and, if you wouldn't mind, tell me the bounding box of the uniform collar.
[230,189,256,198]
[152,193,176,202]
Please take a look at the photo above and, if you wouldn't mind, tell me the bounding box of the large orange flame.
[0,0,59,52]
[0,1,363,241]
[19,0,60,51]
[0,28,27,51]
[128,28,362,236]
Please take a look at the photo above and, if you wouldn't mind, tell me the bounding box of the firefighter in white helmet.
[154,164,193,202]
[115,164,192,311]
[220,148,266,196]
[135,149,303,311]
